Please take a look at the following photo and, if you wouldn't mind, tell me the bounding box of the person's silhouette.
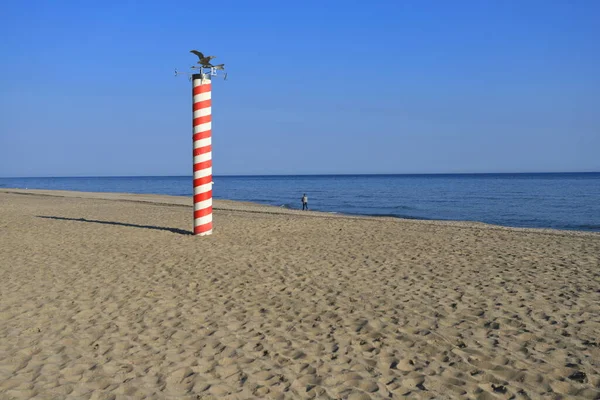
[301,193,308,210]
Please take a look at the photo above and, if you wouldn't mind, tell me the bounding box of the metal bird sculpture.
[190,50,216,67]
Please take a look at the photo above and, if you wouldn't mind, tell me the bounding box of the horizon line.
[1,171,599,179]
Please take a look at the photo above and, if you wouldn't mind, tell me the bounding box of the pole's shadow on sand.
[37,216,192,235]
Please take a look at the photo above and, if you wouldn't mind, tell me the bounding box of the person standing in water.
[301,193,308,211]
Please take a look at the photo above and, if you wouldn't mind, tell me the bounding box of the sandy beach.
[1,189,599,399]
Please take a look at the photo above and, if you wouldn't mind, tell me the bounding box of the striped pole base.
[192,74,213,235]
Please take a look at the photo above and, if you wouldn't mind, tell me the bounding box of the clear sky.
[1,0,598,177]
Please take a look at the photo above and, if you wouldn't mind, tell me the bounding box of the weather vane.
[175,50,227,81]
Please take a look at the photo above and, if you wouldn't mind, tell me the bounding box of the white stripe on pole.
[194,169,212,182]
[194,214,213,227]
[193,153,212,164]
[194,184,213,197]
[193,198,213,210]
[193,137,212,149]
[193,122,212,133]
[193,93,211,103]
[194,107,212,118]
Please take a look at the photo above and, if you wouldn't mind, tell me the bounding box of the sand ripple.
[1,190,599,399]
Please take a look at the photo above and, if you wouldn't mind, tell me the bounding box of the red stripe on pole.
[193,130,211,141]
[194,206,213,219]
[193,85,212,95]
[193,145,212,156]
[193,115,212,126]
[193,159,212,171]
[194,190,212,203]
[194,221,213,234]
[193,162,212,173]
[193,175,212,187]
[193,99,211,110]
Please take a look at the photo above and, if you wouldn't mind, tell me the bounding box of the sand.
[1,189,599,400]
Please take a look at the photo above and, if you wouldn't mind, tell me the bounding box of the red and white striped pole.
[192,73,213,235]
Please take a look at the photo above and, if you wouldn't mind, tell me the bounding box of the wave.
[392,205,417,210]
[569,224,600,231]
[247,198,275,203]
[367,214,426,220]
[339,211,433,220]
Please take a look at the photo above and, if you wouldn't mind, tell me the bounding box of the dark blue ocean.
[1,173,599,232]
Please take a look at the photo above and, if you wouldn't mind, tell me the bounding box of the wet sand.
[1,189,599,399]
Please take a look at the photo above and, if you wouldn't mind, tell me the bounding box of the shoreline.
[1,188,599,238]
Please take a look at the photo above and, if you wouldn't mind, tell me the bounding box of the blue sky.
[1,0,598,177]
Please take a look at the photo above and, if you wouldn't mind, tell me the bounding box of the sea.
[1,173,599,232]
